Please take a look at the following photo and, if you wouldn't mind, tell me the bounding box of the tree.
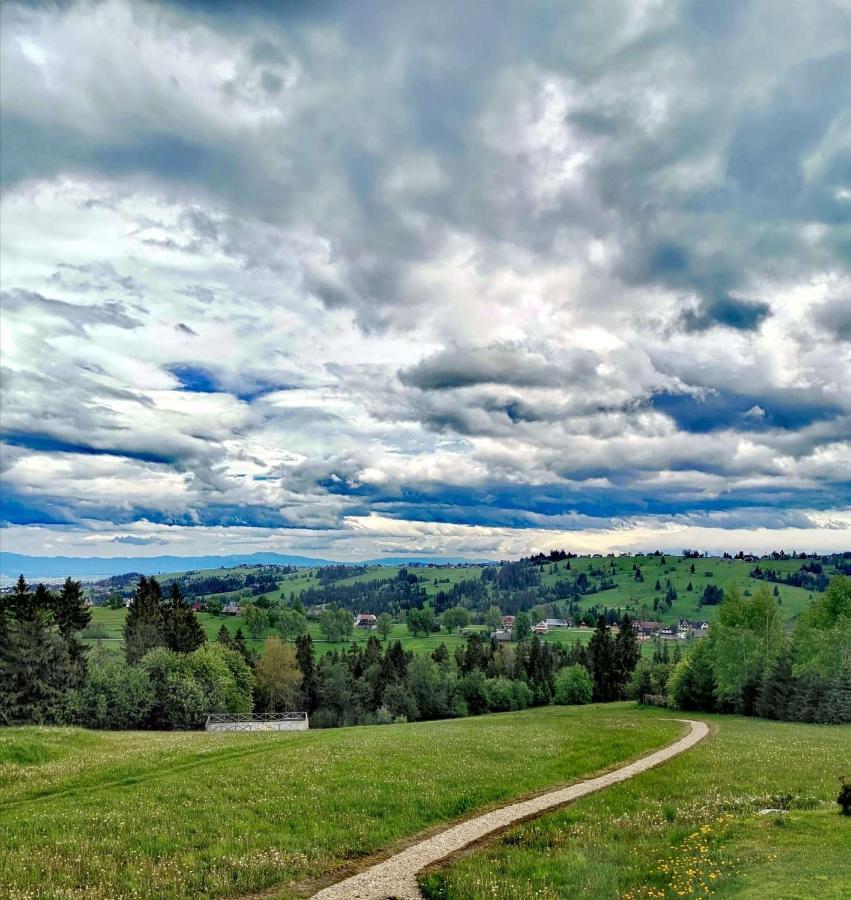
[231,628,254,666]
[254,638,302,712]
[713,585,783,714]
[484,605,502,631]
[442,606,470,632]
[124,576,165,664]
[2,577,65,724]
[793,575,851,679]
[242,603,269,641]
[319,606,352,642]
[277,607,308,641]
[216,624,232,646]
[406,606,435,637]
[163,583,205,654]
[587,616,617,701]
[668,639,716,712]
[295,633,318,712]
[554,664,593,705]
[613,614,640,697]
[755,651,796,720]
[376,612,394,641]
[53,577,91,687]
[512,611,532,642]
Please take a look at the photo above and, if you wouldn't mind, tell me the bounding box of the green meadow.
[0,706,680,899]
[1,707,847,899]
[422,713,851,900]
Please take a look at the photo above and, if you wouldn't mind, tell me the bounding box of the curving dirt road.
[311,718,710,900]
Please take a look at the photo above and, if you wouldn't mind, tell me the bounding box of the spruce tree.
[230,627,254,665]
[613,615,640,697]
[823,670,851,725]
[0,590,11,723]
[755,652,796,720]
[162,583,205,653]
[295,633,318,712]
[124,576,165,664]
[4,578,64,723]
[216,623,232,646]
[53,578,91,687]
[588,616,617,701]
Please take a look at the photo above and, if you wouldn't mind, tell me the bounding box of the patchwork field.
[0,706,680,898]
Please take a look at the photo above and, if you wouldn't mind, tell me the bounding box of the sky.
[1,0,850,562]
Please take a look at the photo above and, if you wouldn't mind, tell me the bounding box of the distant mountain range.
[0,552,494,579]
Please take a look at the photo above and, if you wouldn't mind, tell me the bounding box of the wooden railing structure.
[205,712,309,732]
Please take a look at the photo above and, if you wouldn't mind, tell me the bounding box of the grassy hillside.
[0,706,680,899]
[423,714,851,899]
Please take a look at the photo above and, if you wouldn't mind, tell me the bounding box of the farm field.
[423,714,851,899]
[0,706,682,899]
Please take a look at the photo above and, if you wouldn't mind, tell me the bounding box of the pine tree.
[613,615,640,698]
[755,652,796,720]
[230,627,254,665]
[295,633,318,712]
[124,576,165,664]
[216,623,232,646]
[4,578,65,723]
[588,616,617,701]
[823,670,851,725]
[0,590,11,723]
[53,578,91,687]
[162,583,205,653]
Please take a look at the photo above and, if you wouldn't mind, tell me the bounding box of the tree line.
[642,576,851,724]
[1,571,647,730]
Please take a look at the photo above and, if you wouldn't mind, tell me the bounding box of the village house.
[533,620,549,635]
[491,629,512,643]
[678,618,710,638]
[354,613,377,629]
[636,621,664,640]
[223,600,241,616]
[544,618,570,628]
[501,615,515,628]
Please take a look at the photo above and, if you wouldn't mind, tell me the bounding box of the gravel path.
[311,718,709,900]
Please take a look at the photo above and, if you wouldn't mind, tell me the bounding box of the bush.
[510,679,533,710]
[140,644,255,729]
[61,651,154,730]
[554,664,593,705]
[484,677,514,712]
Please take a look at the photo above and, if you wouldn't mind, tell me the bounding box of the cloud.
[1,0,850,558]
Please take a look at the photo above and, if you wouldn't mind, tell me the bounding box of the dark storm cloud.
[399,345,577,391]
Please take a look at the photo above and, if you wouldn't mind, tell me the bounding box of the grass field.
[0,706,682,899]
[422,713,851,899]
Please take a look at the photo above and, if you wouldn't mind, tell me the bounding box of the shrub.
[554,664,593,705]
[61,651,154,730]
[838,779,851,816]
[484,677,514,712]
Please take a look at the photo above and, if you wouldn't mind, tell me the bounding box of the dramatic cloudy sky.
[1,0,850,560]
